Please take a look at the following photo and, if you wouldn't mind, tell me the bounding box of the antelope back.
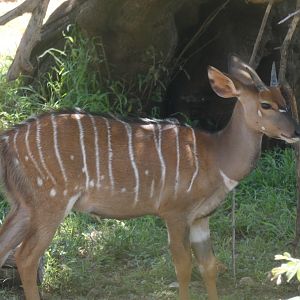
[0,112,201,217]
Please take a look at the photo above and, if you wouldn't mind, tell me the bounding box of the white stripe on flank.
[153,123,166,205]
[174,126,180,198]
[64,192,81,217]
[51,114,68,183]
[150,179,155,198]
[13,129,20,159]
[36,118,56,184]
[103,117,114,192]
[88,114,101,189]
[120,121,140,203]
[76,115,89,190]
[25,123,45,179]
[187,127,199,192]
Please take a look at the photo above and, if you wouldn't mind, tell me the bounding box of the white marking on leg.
[50,188,57,197]
[190,223,210,243]
[220,170,238,191]
[36,118,56,184]
[174,126,180,198]
[119,120,140,203]
[37,177,43,187]
[187,128,199,192]
[89,114,101,189]
[25,123,45,179]
[103,117,114,192]
[64,192,81,217]
[153,124,166,206]
[76,115,90,190]
[51,114,68,183]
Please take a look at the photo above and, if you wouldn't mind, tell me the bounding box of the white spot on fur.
[190,223,210,243]
[37,177,43,187]
[145,170,149,175]
[258,110,262,117]
[261,126,266,131]
[121,187,126,193]
[89,180,95,188]
[63,190,68,196]
[70,155,74,160]
[220,170,238,191]
[101,175,105,180]
[50,188,57,197]
[14,158,19,165]
[25,156,29,161]
[279,109,286,113]
[82,167,86,173]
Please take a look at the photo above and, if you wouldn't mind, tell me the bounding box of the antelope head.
[208,56,300,143]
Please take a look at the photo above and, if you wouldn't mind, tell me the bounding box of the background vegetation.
[0,31,299,299]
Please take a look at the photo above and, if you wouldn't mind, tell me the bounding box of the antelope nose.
[295,126,300,137]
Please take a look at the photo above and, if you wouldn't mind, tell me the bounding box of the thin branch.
[172,0,230,74]
[249,0,274,67]
[278,0,300,83]
[278,8,300,25]
[0,0,39,26]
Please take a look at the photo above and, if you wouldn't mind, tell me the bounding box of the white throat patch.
[220,170,238,191]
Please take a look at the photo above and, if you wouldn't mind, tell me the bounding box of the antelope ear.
[208,66,239,98]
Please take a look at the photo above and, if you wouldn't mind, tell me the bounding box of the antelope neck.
[214,101,263,181]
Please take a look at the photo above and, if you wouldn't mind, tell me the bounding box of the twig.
[278,0,300,83]
[278,0,300,252]
[278,8,300,25]
[172,0,230,74]
[232,189,237,287]
[249,0,274,67]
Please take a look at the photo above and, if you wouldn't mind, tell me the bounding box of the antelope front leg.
[190,217,218,300]
[166,218,192,300]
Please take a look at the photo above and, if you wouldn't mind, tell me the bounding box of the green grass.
[0,30,298,299]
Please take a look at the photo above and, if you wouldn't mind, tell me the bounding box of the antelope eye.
[260,102,272,110]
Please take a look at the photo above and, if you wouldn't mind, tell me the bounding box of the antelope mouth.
[279,134,300,144]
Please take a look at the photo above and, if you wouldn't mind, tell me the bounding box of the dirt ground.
[0,0,64,55]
